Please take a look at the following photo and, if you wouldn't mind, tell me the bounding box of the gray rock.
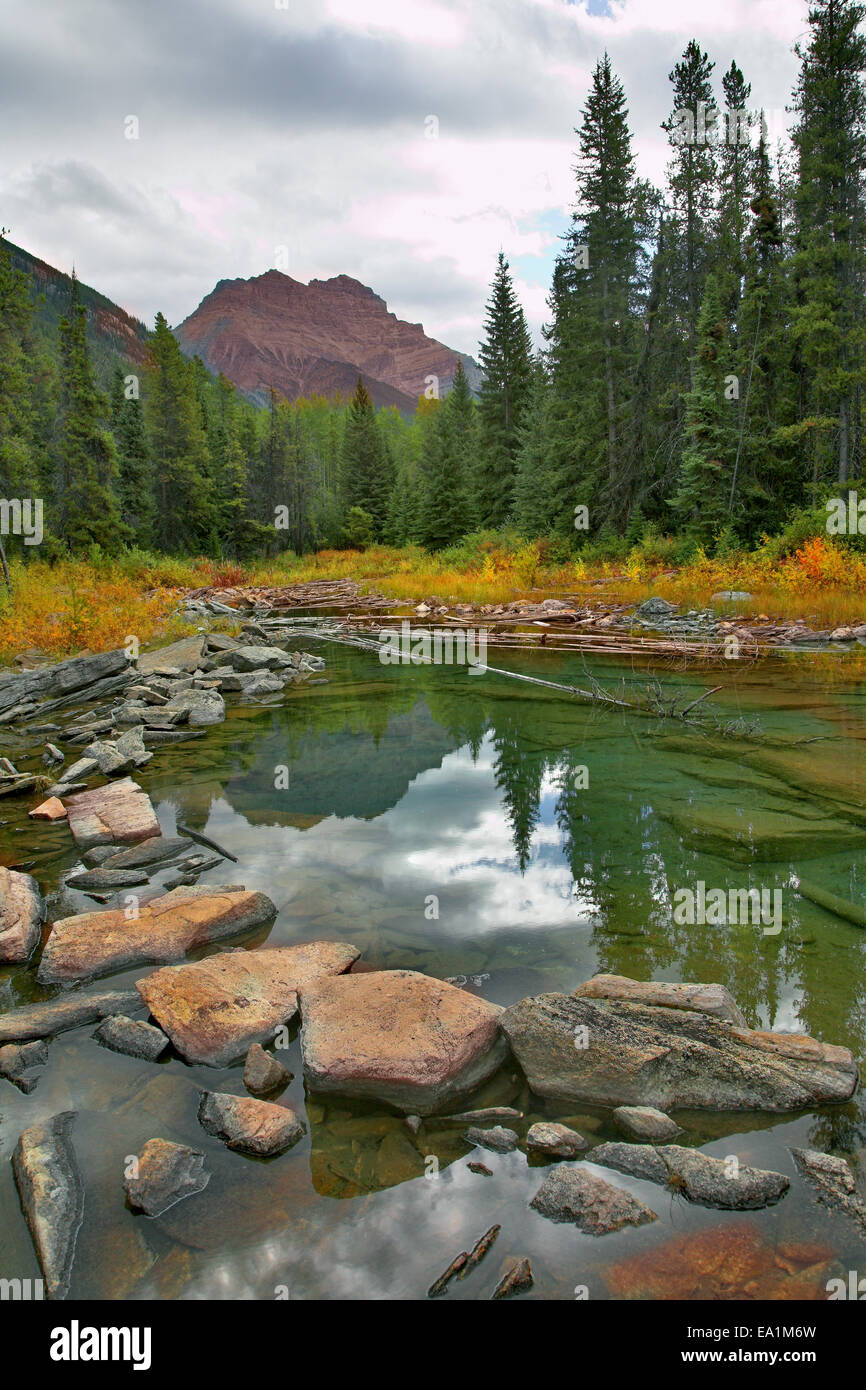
[101,836,191,870]
[243,1043,291,1096]
[592,1141,789,1210]
[0,988,145,1044]
[13,1111,84,1298]
[62,756,99,782]
[65,867,150,891]
[635,597,678,619]
[162,689,226,726]
[530,1164,657,1235]
[499,988,857,1111]
[124,1138,210,1216]
[614,1105,682,1142]
[464,1125,519,1153]
[226,645,293,672]
[526,1121,587,1158]
[94,1015,169,1061]
[198,1090,305,1156]
[790,1147,866,1236]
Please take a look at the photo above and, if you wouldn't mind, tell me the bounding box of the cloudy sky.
[0,0,806,355]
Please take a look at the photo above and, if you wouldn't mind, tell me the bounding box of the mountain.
[174,269,481,412]
[6,240,150,381]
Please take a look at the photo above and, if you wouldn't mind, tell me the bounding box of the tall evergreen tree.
[55,275,125,552]
[416,361,475,548]
[475,253,533,526]
[339,377,391,536]
[109,366,154,546]
[143,313,217,553]
[791,0,866,485]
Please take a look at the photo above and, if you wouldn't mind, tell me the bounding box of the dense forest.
[1,0,865,565]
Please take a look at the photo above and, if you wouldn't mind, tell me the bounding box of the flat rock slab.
[137,636,206,674]
[65,867,150,891]
[575,974,746,1025]
[500,991,857,1111]
[592,1142,790,1210]
[614,1105,682,1142]
[13,1111,84,1299]
[124,1138,210,1217]
[0,1038,48,1092]
[0,988,144,1043]
[102,835,191,870]
[198,1091,305,1156]
[0,866,44,963]
[137,941,359,1066]
[95,1015,169,1062]
[530,1165,657,1235]
[526,1122,588,1157]
[300,969,508,1115]
[64,777,161,849]
[38,885,277,984]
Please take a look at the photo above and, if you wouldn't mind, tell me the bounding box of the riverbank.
[2,536,866,666]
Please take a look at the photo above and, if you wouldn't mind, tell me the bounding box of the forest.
[1,0,865,572]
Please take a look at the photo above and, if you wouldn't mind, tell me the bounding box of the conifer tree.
[109,366,153,546]
[475,253,533,526]
[339,377,391,536]
[56,275,125,552]
[144,313,217,552]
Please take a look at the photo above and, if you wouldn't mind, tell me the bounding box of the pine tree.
[513,357,556,535]
[670,273,739,540]
[339,377,391,536]
[664,41,719,373]
[474,253,533,526]
[55,274,126,553]
[109,366,154,546]
[791,0,866,485]
[144,313,217,553]
[416,361,475,548]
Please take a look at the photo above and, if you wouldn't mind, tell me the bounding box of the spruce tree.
[144,313,217,553]
[56,275,126,553]
[475,253,533,527]
[109,366,154,547]
[416,361,475,548]
[791,0,866,485]
[339,377,391,536]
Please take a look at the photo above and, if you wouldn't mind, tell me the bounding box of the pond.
[2,638,866,1299]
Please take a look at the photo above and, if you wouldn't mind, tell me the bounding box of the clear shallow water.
[2,642,866,1299]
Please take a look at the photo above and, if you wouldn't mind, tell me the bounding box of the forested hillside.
[1,0,864,567]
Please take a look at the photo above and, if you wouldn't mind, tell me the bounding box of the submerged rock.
[137,941,359,1066]
[530,1165,657,1235]
[243,1042,292,1096]
[63,777,161,849]
[790,1147,866,1237]
[94,1015,170,1062]
[0,988,144,1044]
[491,1257,533,1299]
[124,1138,210,1217]
[65,866,150,891]
[38,885,277,984]
[13,1111,84,1299]
[464,1125,519,1153]
[0,865,44,963]
[198,1090,305,1156]
[526,1121,588,1158]
[300,968,508,1115]
[614,1105,682,1142]
[592,1142,790,1210]
[101,835,191,870]
[500,978,857,1111]
[0,1038,48,1092]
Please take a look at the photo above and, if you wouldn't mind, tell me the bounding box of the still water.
[1,641,866,1299]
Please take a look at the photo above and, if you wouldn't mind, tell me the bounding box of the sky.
[0,0,807,357]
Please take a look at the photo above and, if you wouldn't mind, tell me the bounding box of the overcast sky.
[0,0,806,356]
